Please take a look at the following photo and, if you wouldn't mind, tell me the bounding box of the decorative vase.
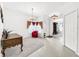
[5,32,8,39]
[3,31,8,39]
[2,29,12,39]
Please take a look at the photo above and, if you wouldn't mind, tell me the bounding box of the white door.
[64,10,77,52]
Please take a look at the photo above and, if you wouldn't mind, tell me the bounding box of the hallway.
[28,37,78,57]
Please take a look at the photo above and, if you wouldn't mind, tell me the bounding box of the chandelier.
[28,8,38,21]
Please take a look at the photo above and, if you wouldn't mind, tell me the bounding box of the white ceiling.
[1,2,79,17]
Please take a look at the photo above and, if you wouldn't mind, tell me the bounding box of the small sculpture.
[2,29,12,39]
[44,33,46,38]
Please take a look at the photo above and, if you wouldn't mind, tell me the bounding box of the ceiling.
[1,2,79,17]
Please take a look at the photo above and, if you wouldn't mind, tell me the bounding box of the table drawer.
[1,37,22,48]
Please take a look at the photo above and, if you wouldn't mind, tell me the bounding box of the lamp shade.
[49,13,60,18]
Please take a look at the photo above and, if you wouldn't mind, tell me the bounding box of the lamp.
[49,13,60,18]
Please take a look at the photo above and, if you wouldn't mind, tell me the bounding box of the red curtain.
[36,22,38,26]
[32,22,35,25]
[38,22,43,28]
[27,21,31,28]
[27,21,43,28]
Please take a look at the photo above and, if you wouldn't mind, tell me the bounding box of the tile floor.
[28,37,78,57]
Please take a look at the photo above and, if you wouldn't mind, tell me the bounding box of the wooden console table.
[1,33,23,57]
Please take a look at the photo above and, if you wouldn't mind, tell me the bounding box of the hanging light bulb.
[32,8,34,17]
[31,8,37,21]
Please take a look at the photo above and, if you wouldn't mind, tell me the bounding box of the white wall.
[2,2,79,38]
[2,7,29,38]
[2,7,50,38]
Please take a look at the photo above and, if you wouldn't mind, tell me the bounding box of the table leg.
[21,43,23,51]
[1,49,5,57]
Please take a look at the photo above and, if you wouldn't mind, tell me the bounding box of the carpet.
[5,38,44,57]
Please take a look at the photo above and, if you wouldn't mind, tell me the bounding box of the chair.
[32,31,38,38]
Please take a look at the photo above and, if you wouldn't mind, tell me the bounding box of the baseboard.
[64,45,79,56]
[75,52,79,56]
